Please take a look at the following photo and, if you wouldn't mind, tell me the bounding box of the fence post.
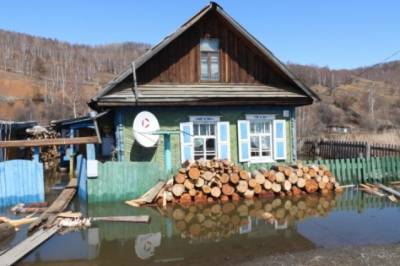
[314,140,320,160]
[365,142,371,159]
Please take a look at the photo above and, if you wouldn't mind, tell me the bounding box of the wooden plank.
[0,226,59,266]
[377,184,400,198]
[92,215,150,223]
[29,179,77,232]
[0,136,99,148]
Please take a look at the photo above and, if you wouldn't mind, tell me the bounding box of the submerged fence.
[305,156,400,185]
[301,139,400,160]
[0,159,44,206]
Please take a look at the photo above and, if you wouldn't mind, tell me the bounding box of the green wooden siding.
[87,156,400,203]
[117,105,295,169]
[87,161,170,202]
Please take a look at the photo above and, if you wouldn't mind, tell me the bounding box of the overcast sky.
[1,0,399,69]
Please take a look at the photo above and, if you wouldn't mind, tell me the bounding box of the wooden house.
[89,2,318,170]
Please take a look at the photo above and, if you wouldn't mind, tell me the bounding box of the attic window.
[200,39,219,81]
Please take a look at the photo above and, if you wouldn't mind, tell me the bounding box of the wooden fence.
[305,156,400,185]
[0,159,44,206]
[301,139,400,159]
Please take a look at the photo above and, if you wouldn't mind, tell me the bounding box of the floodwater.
[1,189,400,265]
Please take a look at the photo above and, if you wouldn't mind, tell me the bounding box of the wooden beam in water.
[0,136,99,148]
[29,179,77,232]
[92,215,151,223]
[0,226,59,266]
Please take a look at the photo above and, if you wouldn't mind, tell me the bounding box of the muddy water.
[1,190,400,265]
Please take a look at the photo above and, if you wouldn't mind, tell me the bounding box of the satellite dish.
[133,111,160,147]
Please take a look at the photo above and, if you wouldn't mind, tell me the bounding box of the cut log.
[230,173,240,184]
[275,172,285,183]
[239,170,249,180]
[255,173,266,184]
[263,180,272,190]
[284,168,292,177]
[195,178,205,188]
[236,180,249,193]
[220,195,229,203]
[283,180,292,191]
[188,167,200,180]
[222,184,234,196]
[305,179,318,193]
[219,173,230,184]
[174,173,186,184]
[203,171,214,181]
[188,188,197,197]
[194,192,207,203]
[244,189,254,199]
[211,186,221,198]
[288,173,298,184]
[297,178,306,188]
[184,179,194,190]
[180,193,192,204]
[248,178,258,188]
[172,184,185,197]
[253,183,262,194]
[267,170,276,182]
[291,186,302,196]
[202,185,211,194]
[295,169,303,177]
[231,192,241,201]
[251,170,265,184]
[271,183,281,193]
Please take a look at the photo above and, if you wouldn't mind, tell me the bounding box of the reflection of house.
[89,2,318,168]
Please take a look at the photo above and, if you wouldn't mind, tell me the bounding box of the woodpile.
[26,125,60,169]
[160,195,337,241]
[157,159,342,206]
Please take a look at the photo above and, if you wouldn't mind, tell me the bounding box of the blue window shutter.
[217,122,230,160]
[180,122,193,163]
[273,120,287,160]
[237,120,250,162]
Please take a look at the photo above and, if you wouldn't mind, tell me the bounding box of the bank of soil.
[238,244,400,266]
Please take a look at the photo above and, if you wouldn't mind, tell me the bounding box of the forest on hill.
[0,28,399,138]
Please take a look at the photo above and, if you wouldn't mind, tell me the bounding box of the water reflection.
[160,194,337,242]
[12,191,400,265]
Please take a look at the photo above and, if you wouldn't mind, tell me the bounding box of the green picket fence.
[242,156,400,185]
[306,156,400,185]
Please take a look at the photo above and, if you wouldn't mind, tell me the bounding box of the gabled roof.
[91,2,319,106]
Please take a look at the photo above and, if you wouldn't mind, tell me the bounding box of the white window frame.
[190,116,220,160]
[246,114,275,163]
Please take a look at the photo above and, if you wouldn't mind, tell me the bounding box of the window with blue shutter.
[180,122,193,162]
[273,120,287,160]
[217,122,230,160]
[237,120,250,162]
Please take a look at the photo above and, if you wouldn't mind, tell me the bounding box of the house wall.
[116,105,295,170]
[136,11,301,95]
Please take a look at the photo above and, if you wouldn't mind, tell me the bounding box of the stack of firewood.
[162,195,337,241]
[164,159,342,205]
[26,126,60,169]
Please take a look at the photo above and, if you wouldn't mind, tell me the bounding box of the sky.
[0,0,399,69]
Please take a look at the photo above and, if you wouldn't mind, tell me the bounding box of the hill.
[0,28,399,139]
[0,29,149,122]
